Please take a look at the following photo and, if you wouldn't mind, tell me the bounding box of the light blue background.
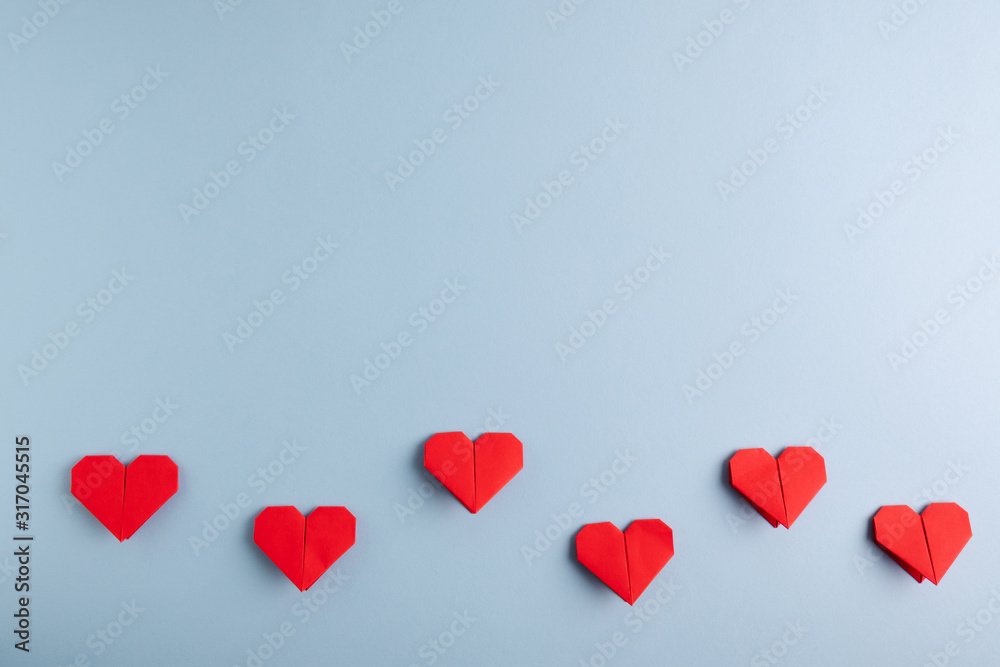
[2,1,1000,665]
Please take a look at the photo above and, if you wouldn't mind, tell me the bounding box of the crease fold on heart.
[575,519,674,605]
[873,503,971,585]
[423,432,523,513]
[728,447,826,529]
[253,506,356,591]
[70,455,178,541]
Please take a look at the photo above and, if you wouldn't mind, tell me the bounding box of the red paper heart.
[729,447,826,528]
[424,432,523,513]
[576,520,674,605]
[254,506,356,591]
[873,503,971,584]
[71,455,178,541]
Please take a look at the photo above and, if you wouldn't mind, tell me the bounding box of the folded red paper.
[71,455,178,541]
[729,447,826,528]
[576,520,674,605]
[253,506,356,591]
[873,503,971,584]
[423,432,523,513]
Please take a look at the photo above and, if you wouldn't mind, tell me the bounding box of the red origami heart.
[576,520,674,605]
[424,432,523,513]
[71,455,178,541]
[254,506,356,591]
[729,447,826,528]
[873,503,971,584]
